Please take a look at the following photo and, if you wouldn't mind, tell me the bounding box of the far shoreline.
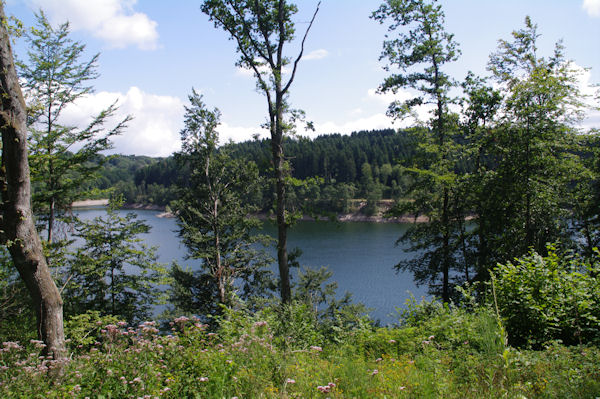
[71,199,428,223]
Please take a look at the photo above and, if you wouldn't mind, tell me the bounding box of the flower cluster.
[316,382,336,393]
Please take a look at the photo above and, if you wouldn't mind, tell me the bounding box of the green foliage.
[63,310,121,353]
[372,0,460,121]
[88,129,416,212]
[0,250,35,343]
[170,90,275,318]
[482,17,589,260]
[492,245,600,348]
[396,296,506,354]
[201,0,322,303]
[2,309,599,398]
[17,11,129,242]
[373,0,466,303]
[61,198,168,323]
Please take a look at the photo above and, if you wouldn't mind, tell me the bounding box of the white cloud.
[312,113,396,137]
[27,0,159,50]
[303,49,328,61]
[366,87,411,106]
[218,122,268,143]
[573,63,600,131]
[365,87,432,123]
[60,87,184,157]
[59,87,271,156]
[583,0,600,17]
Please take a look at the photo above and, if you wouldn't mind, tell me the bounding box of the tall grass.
[1,302,599,398]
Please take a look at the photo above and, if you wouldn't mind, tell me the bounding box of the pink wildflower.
[199,377,209,382]
[29,339,46,349]
[310,345,322,352]
[286,378,296,384]
[371,369,379,376]
[2,341,22,351]
[317,385,331,393]
[174,316,189,324]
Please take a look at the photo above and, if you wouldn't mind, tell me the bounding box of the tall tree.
[0,4,65,359]
[17,11,129,243]
[459,72,502,283]
[487,17,589,259]
[201,0,320,303]
[373,0,462,302]
[171,90,274,315]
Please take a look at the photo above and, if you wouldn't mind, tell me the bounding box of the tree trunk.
[0,5,66,360]
[272,116,291,304]
[442,188,450,303]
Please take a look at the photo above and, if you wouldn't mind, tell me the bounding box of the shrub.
[491,245,600,348]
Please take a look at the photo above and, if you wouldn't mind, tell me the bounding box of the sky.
[4,0,600,157]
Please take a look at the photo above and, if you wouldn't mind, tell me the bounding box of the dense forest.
[1,0,600,397]
[87,128,418,214]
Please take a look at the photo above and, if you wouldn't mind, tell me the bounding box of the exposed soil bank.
[71,199,109,207]
[72,200,426,223]
[254,212,427,224]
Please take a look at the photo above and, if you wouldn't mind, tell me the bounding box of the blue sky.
[5,0,600,156]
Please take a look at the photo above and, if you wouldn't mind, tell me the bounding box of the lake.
[75,208,427,325]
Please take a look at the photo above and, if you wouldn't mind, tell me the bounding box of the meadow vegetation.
[2,292,599,398]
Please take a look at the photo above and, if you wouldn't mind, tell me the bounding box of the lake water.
[75,208,427,325]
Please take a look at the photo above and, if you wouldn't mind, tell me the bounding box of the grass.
[1,305,599,398]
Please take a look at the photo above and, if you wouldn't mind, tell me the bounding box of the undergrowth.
[1,300,599,398]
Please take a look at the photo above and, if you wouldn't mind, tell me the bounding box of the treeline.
[93,128,419,213]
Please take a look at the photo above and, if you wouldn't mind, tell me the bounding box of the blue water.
[75,208,427,325]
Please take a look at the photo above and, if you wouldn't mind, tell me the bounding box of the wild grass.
[1,302,599,398]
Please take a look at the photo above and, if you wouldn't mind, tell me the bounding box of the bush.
[491,245,600,348]
[396,295,506,355]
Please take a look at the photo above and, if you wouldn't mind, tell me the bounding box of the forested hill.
[227,128,416,183]
[94,128,418,207]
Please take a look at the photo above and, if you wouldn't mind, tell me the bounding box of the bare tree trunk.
[273,138,291,304]
[0,5,66,360]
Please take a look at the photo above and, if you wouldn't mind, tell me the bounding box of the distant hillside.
[88,128,419,208]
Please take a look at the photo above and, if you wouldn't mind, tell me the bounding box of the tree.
[571,133,600,258]
[63,198,166,323]
[171,90,274,317]
[373,0,462,302]
[459,72,502,283]
[0,4,66,359]
[486,17,589,260]
[201,0,320,303]
[17,11,129,243]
